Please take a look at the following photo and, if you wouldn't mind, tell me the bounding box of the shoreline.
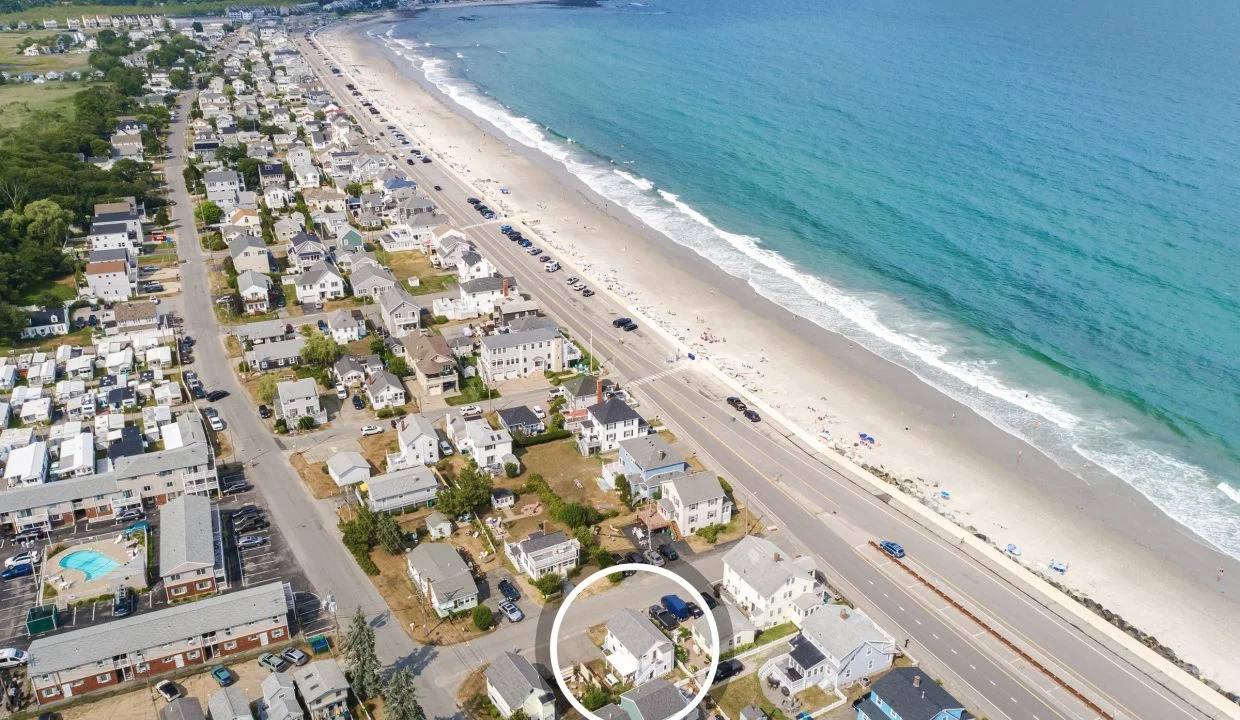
[321,17,1240,689]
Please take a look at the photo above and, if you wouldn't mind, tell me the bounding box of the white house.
[4,441,49,485]
[504,530,580,581]
[238,270,273,314]
[576,398,642,456]
[295,261,346,304]
[378,287,421,338]
[691,604,756,656]
[658,472,732,535]
[327,309,366,343]
[721,536,822,630]
[364,466,439,514]
[349,259,397,300]
[85,260,134,301]
[406,542,478,617]
[20,308,70,340]
[287,233,328,273]
[486,652,555,720]
[479,320,575,384]
[390,414,439,468]
[365,370,406,410]
[456,250,495,282]
[229,233,271,275]
[204,169,244,209]
[458,419,514,471]
[602,609,674,686]
[759,607,896,693]
[276,378,326,426]
[327,450,371,487]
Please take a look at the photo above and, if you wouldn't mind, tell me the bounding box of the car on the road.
[0,648,29,669]
[1,564,32,580]
[282,648,310,666]
[207,390,229,402]
[572,282,587,291]
[726,396,746,411]
[643,549,666,567]
[565,276,578,285]
[647,604,678,631]
[259,404,272,419]
[259,653,289,673]
[612,317,632,328]
[237,535,267,550]
[352,394,366,410]
[498,600,524,622]
[713,659,743,684]
[532,406,546,420]
[620,320,636,330]
[211,665,235,687]
[656,544,679,561]
[460,404,483,418]
[440,440,454,456]
[116,509,144,523]
[360,425,384,436]
[527,247,541,255]
[582,289,595,297]
[335,383,348,399]
[113,586,133,618]
[208,416,225,432]
[421,157,432,164]
[5,551,37,568]
[879,540,906,559]
[743,409,761,422]
[497,578,520,602]
[406,158,415,165]
[155,680,182,703]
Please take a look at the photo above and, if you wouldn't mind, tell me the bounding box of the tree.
[387,356,409,378]
[169,68,191,90]
[374,512,405,554]
[581,685,609,711]
[300,333,344,367]
[369,337,386,355]
[343,608,382,699]
[509,712,528,720]
[191,21,203,32]
[297,416,316,430]
[471,604,493,631]
[615,475,632,506]
[437,463,493,517]
[384,668,425,720]
[552,502,601,529]
[345,182,363,197]
[195,200,222,226]
[504,462,520,479]
[533,572,563,598]
[153,206,170,227]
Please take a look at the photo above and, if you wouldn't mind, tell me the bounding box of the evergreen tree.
[343,608,382,699]
[384,668,425,720]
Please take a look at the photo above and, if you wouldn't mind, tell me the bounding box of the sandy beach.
[317,17,1239,689]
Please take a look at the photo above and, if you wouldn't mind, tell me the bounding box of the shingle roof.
[111,414,211,481]
[799,608,890,665]
[517,530,570,555]
[90,221,131,235]
[327,451,368,480]
[459,275,510,295]
[278,378,319,404]
[229,233,266,259]
[0,474,119,514]
[397,413,436,442]
[367,369,402,394]
[158,493,216,576]
[334,355,365,379]
[486,651,551,711]
[497,406,540,431]
[869,667,970,720]
[666,472,726,507]
[407,542,475,605]
[620,678,691,720]
[588,397,640,426]
[607,608,669,657]
[113,301,159,323]
[297,260,341,287]
[367,466,438,504]
[28,582,288,675]
[159,697,206,720]
[619,435,685,471]
[237,269,272,294]
[207,686,252,720]
[480,325,559,351]
[723,536,813,598]
[560,374,597,398]
[294,658,348,705]
[351,261,396,290]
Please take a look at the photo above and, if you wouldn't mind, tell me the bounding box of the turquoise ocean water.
[374,0,1240,556]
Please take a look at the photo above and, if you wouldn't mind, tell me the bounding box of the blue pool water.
[59,550,119,581]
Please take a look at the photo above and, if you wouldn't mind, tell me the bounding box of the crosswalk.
[625,365,688,388]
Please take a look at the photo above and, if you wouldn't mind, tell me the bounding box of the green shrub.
[533,573,563,598]
[472,604,493,631]
[504,462,520,478]
[694,523,729,544]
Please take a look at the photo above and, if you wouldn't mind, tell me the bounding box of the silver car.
[643,549,666,567]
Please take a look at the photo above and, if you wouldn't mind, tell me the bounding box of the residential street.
[296,28,1228,720]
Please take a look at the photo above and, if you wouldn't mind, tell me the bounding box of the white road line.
[932,633,940,640]
[898,606,905,612]
[951,648,958,654]
[970,664,977,670]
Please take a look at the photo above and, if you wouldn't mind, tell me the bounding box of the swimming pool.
[58,550,120,581]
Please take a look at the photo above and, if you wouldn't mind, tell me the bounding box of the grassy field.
[0,30,91,73]
[0,81,83,128]
[0,1,298,25]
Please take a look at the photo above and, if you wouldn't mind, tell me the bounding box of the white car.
[4,552,36,568]
[335,383,348,399]
[460,405,483,417]
[532,405,546,420]
[0,648,29,669]
[360,425,384,436]
[547,387,565,398]
[573,282,587,291]
[440,440,454,456]
[208,416,225,432]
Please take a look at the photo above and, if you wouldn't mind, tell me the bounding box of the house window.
[41,689,57,698]
[272,628,285,638]
[171,586,187,596]
[188,650,200,659]
[223,641,237,651]
[196,580,212,590]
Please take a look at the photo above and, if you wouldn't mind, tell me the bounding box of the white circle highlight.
[549,563,720,720]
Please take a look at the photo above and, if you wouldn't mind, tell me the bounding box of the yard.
[16,271,77,306]
[710,673,788,720]
[511,439,616,511]
[374,248,455,294]
[364,541,494,646]
[683,506,764,553]
[0,32,91,74]
[290,452,349,499]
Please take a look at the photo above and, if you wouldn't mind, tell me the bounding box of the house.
[86,260,134,301]
[244,336,305,373]
[366,370,406,410]
[56,431,95,478]
[89,221,137,253]
[619,679,697,720]
[406,542,478,617]
[391,414,439,468]
[229,208,262,230]
[856,670,971,720]
[158,494,226,602]
[229,233,272,274]
[327,451,371,487]
[560,374,603,411]
[20,397,51,424]
[334,356,367,387]
[492,297,541,328]
[337,228,365,253]
[691,604,756,656]
[504,530,580,581]
[234,318,294,345]
[722,536,822,630]
[295,659,350,719]
[204,169,244,209]
[350,259,397,299]
[432,275,516,320]
[260,671,303,720]
[238,270,274,314]
[20,307,70,340]
[425,511,452,539]
[378,287,421,338]
[760,607,896,693]
[576,398,642,456]
[288,233,328,273]
[295,261,346,304]
[459,419,514,471]
[492,488,516,509]
[160,698,207,720]
[5,442,49,485]
[658,472,732,536]
[327,309,366,343]
[479,321,575,384]
[486,651,555,720]
[496,406,544,437]
[110,133,144,159]
[402,334,456,396]
[208,686,254,720]
[606,435,690,500]
[456,250,495,282]
[276,378,325,426]
[602,608,674,686]
[27,582,290,705]
[364,465,439,514]
[258,162,286,190]
[111,301,161,332]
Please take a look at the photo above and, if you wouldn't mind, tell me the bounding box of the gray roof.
[159,697,207,720]
[205,169,241,183]
[799,608,891,666]
[158,493,216,576]
[459,275,511,295]
[229,233,266,259]
[237,269,272,294]
[506,314,554,332]
[595,706,630,720]
[234,318,290,341]
[89,247,130,264]
[397,413,437,442]
[351,261,396,291]
[869,667,969,719]
[459,250,483,267]
[497,406,541,431]
[90,221,130,235]
[0,473,119,514]
[607,608,669,657]
[327,451,368,480]
[207,686,254,720]
[486,651,551,711]
[367,466,438,504]
[407,542,475,605]
[588,397,641,426]
[379,286,418,313]
[327,308,357,328]
[297,260,342,287]
[426,510,451,528]
[294,658,349,705]
[619,435,685,471]
[278,378,319,404]
[665,471,726,507]
[334,355,365,379]
[367,369,402,394]
[247,336,306,365]
[481,325,560,351]
[620,678,691,720]
[723,536,814,598]
[111,414,212,481]
[28,582,288,675]
[517,530,571,555]
[739,705,769,720]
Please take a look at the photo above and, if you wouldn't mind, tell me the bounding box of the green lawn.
[17,273,78,306]
[0,82,83,129]
[0,31,91,74]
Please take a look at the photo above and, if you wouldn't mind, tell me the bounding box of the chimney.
[839,608,848,621]
[657,450,665,461]
[502,277,509,298]
[596,380,603,406]
[773,552,781,562]
[912,675,922,688]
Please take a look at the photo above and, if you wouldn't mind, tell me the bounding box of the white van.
[544,260,560,272]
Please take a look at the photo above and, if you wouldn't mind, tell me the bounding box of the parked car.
[282,648,310,666]
[0,648,29,669]
[648,604,678,631]
[743,409,761,422]
[498,578,520,602]
[685,601,703,618]
[360,425,384,436]
[259,404,272,419]
[1,564,32,580]
[621,321,636,331]
[610,553,637,576]
[714,659,743,684]
[702,593,719,610]
[656,544,679,561]
[233,505,261,520]
[434,185,443,191]
[531,406,546,420]
[612,317,632,328]
[440,440,454,456]
[203,407,218,419]
[547,387,565,398]
[116,509,144,523]
[879,540,906,559]
[221,481,251,496]
[498,600,524,622]
[208,416,225,432]
[259,653,289,672]
[566,276,579,285]
[460,405,483,417]
[4,551,37,568]
[238,535,267,550]
[624,551,646,565]
[113,586,132,618]
[211,666,235,687]
[336,383,348,399]
[661,594,691,620]
[352,394,365,410]
[206,390,229,402]
[643,549,666,567]
[235,517,269,533]
[155,680,182,702]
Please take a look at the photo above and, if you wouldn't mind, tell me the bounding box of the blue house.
[603,434,690,500]
[856,668,970,720]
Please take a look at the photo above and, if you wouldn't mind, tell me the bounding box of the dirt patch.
[357,432,400,472]
[684,506,762,553]
[514,439,616,511]
[291,452,346,499]
[366,543,493,646]
[224,335,242,359]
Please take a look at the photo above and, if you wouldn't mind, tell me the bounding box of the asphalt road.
[297,29,1227,720]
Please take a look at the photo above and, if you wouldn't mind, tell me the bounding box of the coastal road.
[165,90,462,719]
[299,29,1229,720]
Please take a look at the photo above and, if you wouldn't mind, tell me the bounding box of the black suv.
[612,317,632,328]
[648,604,678,631]
[656,544,679,561]
[498,578,520,602]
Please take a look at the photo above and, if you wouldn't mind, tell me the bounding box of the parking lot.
[217,484,309,594]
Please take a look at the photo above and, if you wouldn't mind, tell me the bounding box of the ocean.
[374,0,1240,557]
